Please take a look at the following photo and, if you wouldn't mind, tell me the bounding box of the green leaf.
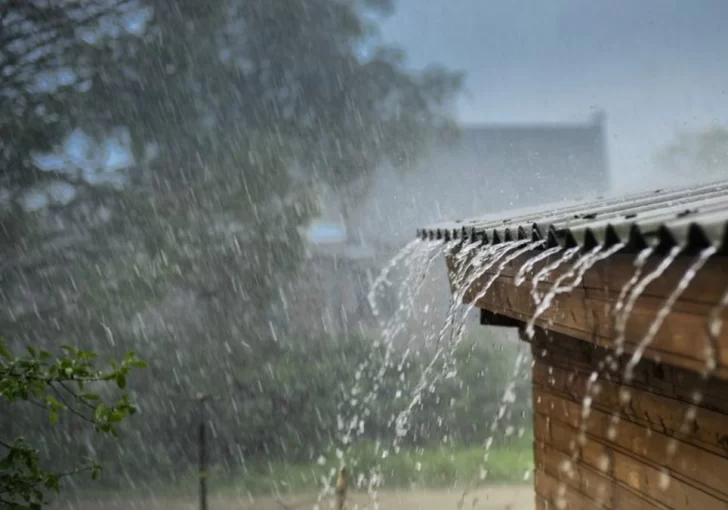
[95,403,108,421]
[116,373,127,389]
[82,392,101,401]
[0,340,11,361]
[109,410,125,423]
[27,346,37,358]
[128,359,149,369]
[78,350,98,360]
[44,395,65,411]
[49,409,58,425]
[45,473,60,492]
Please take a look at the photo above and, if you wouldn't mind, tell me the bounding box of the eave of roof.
[417,179,728,254]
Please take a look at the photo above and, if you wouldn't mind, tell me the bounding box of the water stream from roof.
[456,341,532,510]
[623,245,717,383]
[367,238,420,319]
[405,240,541,427]
[322,239,441,508]
[528,246,581,312]
[450,240,538,340]
[653,282,728,491]
[424,243,507,354]
[567,247,655,447]
[514,246,562,286]
[525,243,626,339]
[614,247,655,318]
[331,230,726,507]
[589,247,683,465]
[706,285,728,376]
[613,245,683,359]
[621,245,717,490]
[397,242,521,433]
[555,245,714,499]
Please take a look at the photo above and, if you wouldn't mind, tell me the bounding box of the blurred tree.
[0,0,465,487]
[70,0,462,188]
[0,0,139,198]
[655,126,728,183]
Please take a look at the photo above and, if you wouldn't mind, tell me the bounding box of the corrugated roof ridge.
[417,179,728,253]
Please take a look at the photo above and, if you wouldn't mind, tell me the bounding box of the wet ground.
[57,486,534,510]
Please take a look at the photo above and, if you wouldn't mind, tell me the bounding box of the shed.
[418,179,728,509]
[354,113,609,244]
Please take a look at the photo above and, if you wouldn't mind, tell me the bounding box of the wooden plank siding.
[446,248,728,379]
[530,329,728,509]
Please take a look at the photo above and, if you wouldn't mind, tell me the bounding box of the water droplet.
[592,455,608,473]
[658,471,671,490]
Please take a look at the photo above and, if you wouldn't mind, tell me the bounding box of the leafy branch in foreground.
[0,339,146,509]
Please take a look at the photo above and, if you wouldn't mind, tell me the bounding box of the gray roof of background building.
[418,179,728,254]
[448,115,608,184]
[355,115,611,245]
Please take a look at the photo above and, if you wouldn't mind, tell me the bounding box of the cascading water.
[659,282,728,491]
[612,245,683,359]
[326,226,726,509]
[614,247,655,317]
[524,243,626,340]
[421,240,535,380]
[567,247,683,473]
[565,244,716,496]
[326,237,544,508]
[618,245,717,490]
[623,245,717,383]
[317,239,445,510]
[666,280,728,455]
[367,239,421,319]
[389,242,520,449]
[706,285,728,376]
[514,246,563,287]
[528,246,581,310]
[418,241,535,389]
[393,240,542,453]
[567,247,655,457]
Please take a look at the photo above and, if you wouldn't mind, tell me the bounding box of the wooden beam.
[447,248,728,379]
[479,308,523,328]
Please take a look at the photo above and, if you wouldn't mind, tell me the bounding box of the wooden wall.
[447,249,728,378]
[530,329,728,510]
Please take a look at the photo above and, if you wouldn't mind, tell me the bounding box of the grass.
[59,437,534,504]
[213,437,534,496]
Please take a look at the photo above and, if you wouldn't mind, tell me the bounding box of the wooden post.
[335,466,348,510]
[198,395,208,510]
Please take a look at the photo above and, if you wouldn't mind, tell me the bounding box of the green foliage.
[161,439,533,497]
[50,329,531,493]
[0,339,145,509]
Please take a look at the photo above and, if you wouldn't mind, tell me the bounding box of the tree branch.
[49,383,97,424]
[58,381,96,411]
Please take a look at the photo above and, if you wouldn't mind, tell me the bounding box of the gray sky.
[380,0,728,191]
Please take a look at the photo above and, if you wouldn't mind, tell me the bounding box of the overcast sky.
[380,0,728,191]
